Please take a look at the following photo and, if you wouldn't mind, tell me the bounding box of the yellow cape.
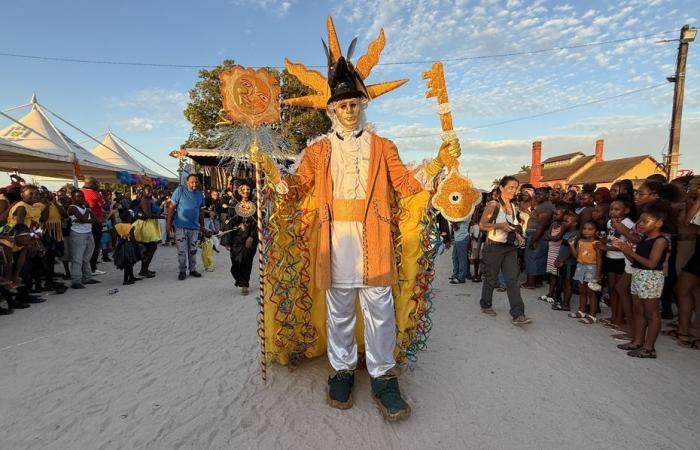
[259,177,439,369]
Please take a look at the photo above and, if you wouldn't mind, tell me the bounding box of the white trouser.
[325,286,396,378]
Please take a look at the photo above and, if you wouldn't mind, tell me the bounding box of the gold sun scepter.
[219,66,281,385]
[422,62,480,222]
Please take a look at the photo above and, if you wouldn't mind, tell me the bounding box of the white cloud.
[374,113,700,189]
[117,117,158,132]
[231,0,296,17]
[320,0,699,183]
[107,88,188,132]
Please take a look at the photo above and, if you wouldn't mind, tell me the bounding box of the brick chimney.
[595,139,604,163]
[530,141,542,187]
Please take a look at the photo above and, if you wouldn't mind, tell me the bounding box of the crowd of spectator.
[448,173,700,357]
[0,174,249,315]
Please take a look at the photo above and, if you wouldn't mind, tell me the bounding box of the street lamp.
[681,27,697,43]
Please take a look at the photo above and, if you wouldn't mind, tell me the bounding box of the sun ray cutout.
[282,16,407,109]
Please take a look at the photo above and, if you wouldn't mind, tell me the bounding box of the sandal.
[551,302,571,311]
[599,318,613,325]
[617,342,642,350]
[661,329,680,338]
[579,315,598,324]
[676,335,700,349]
[611,333,632,341]
[568,311,586,319]
[627,348,657,358]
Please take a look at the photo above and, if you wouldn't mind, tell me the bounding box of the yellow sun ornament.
[423,62,480,222]
[432,169,480,222]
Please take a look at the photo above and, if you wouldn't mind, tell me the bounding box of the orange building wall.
[575,158,666,189]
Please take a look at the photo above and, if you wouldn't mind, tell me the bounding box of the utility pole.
[666,24,697,180]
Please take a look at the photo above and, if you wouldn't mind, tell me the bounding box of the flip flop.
[568,311,586,319]
[627,348,657,358]
[611,333,632,341]
[661,329,680,338]
[617,342,642,350]
[579,315,598,324]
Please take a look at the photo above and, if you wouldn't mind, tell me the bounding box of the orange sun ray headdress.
[282,16,408,109]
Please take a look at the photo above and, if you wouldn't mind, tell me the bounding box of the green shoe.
[327,370,354,409]
[370,372,411,422]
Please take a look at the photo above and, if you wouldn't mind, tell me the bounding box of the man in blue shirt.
[166,174,205,280]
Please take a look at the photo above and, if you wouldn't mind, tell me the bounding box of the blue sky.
[1,0,698,188]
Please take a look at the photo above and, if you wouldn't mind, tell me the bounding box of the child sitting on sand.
[0,224,32,289]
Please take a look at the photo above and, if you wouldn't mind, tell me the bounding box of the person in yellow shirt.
[114,211,140,285]
[0,224,32,291]
[568,221,603,324]
[7,186,47,227]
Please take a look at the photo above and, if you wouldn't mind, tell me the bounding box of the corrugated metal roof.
[542,152,585,164]
[569,156,654,184]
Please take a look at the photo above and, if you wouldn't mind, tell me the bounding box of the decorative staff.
[218,66,282,384]
[422,61,480,222]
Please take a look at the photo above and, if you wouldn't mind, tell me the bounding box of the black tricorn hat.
[324,38,368,104]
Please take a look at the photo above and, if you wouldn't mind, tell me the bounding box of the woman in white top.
[68,190,97,289]
[478,176,532,325]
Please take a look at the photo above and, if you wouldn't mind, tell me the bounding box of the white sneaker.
[92,269,106,276]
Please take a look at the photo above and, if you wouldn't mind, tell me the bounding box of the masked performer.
[221,180,258,296]
[252,17,460,421]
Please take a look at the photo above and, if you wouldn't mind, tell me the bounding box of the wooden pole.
[666,24,694,180]
[252,141,267,384]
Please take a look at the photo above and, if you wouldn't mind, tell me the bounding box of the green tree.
[182,60,330,154]
[520,165,530,171]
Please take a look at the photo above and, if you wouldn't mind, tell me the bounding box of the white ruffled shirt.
[329,128,370,287]
[328,127,433,288]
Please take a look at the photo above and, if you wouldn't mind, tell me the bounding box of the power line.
[0,30,677,69]
[390,82,669,140]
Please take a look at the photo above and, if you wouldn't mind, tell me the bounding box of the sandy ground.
[1,245,699,450]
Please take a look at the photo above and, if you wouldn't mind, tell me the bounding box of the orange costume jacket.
[285,133,422,290]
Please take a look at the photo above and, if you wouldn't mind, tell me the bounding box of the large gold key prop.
[423,62,479,222]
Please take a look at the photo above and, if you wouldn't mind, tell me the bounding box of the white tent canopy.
[0,95,125,181]
[90,132,164,178]
[1,95,178,183]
